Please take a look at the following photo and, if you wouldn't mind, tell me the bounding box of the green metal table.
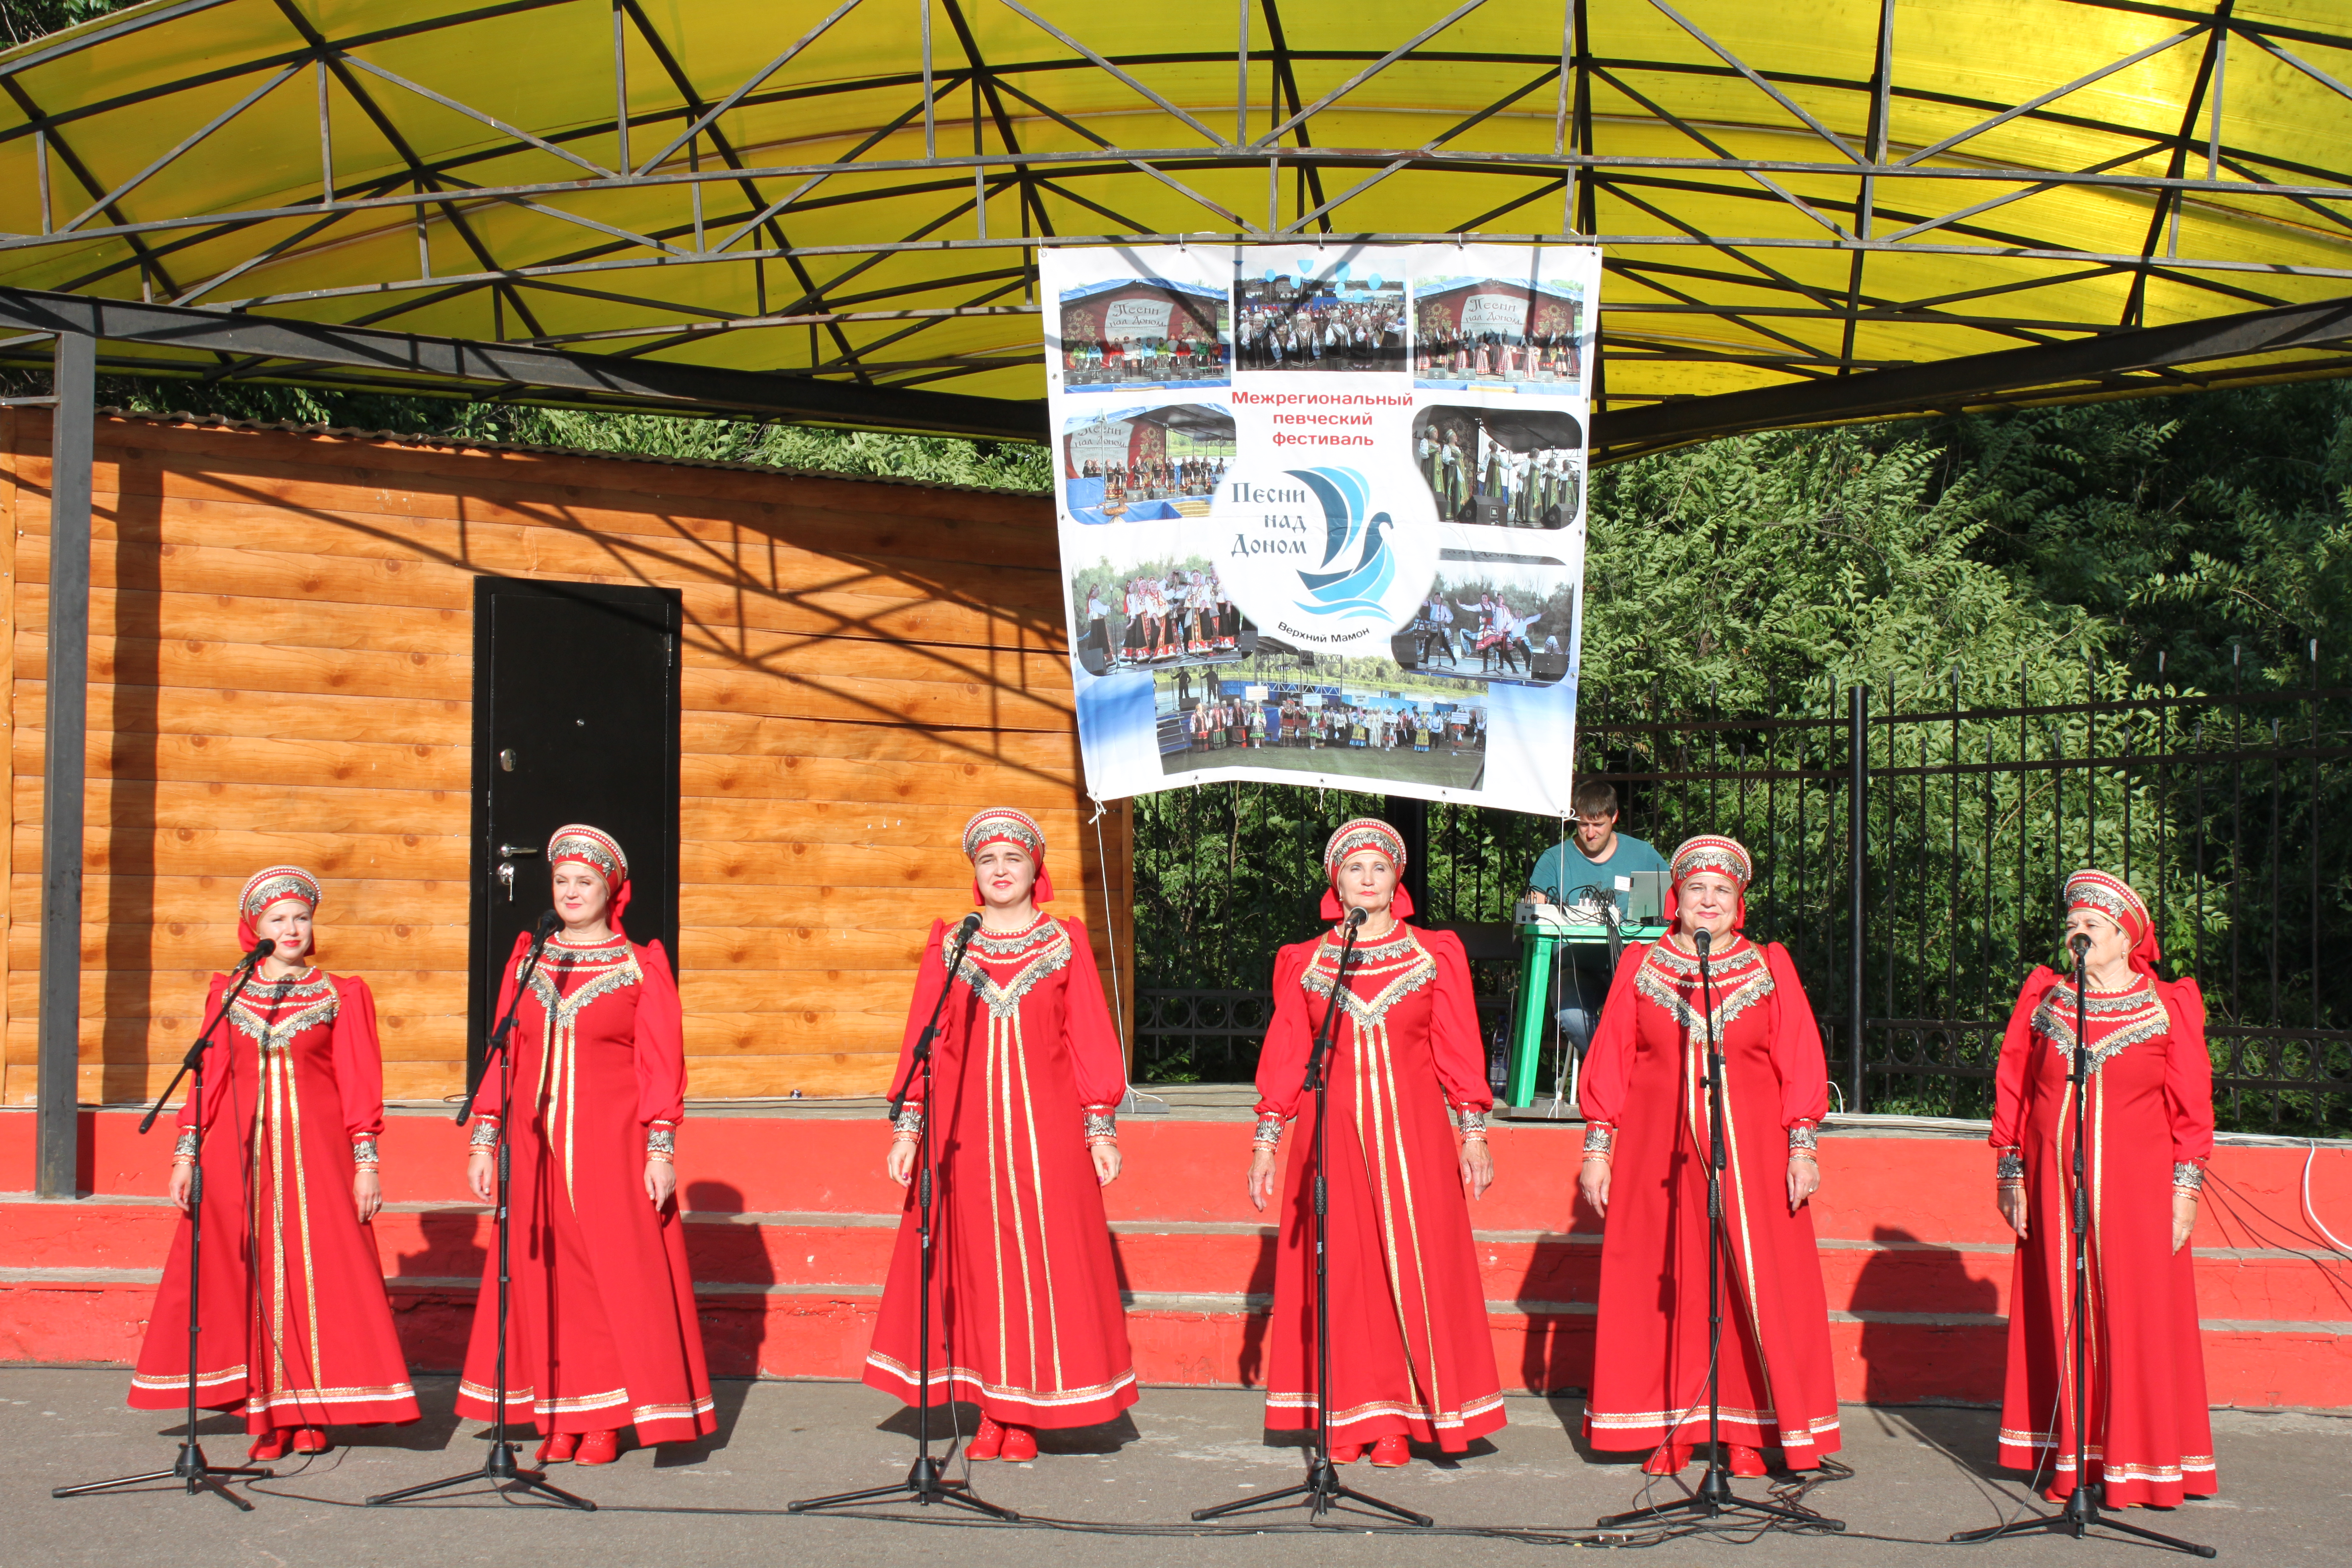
[1503,919,1667,1108]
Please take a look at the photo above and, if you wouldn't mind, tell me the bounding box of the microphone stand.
[1193,910,1432,1527]
[793,915,1016,1520]
[56,946,280,1508]
[1602,929,1843,1532]
[369,916,590,1510]
[1951,937,2212,1557]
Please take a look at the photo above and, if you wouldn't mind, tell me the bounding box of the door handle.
[497,861,516,902]
[499,843,541,859]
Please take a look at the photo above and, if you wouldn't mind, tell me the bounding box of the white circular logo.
[1203,458,1438,653]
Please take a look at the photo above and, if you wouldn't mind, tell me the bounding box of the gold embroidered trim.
[1634,940,1774,1044]
[2033,977,2169,1070]
[864,1352,1139,1409]
[946,917,1073,1019]
[1298,928,1437,1029]
[526,941,644,1204]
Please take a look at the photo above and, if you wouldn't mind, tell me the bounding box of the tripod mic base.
[1949,1483,2214,1557]
[1598,1461,1844,1532]
[788,1453,1022,1520]
[1189,1454,1434,1527]
[52,1442,274,1508]
[365,1443,595,1510]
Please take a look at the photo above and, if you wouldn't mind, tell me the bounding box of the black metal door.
[468,576,683,1077]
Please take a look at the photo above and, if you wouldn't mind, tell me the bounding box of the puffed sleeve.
[1058,919,1129,1112]
[1762,943,1830,1127]
[632,939,687,1128]
[2160,977,2216,1168]
[884,920,954,1107]
[1988,968,2058,1155]
[175,973,239,1137]
[328,975,387,1145]
[1421,930,1493,1111]
[1574,942,1650,1128]
[1252,942,1317,1120]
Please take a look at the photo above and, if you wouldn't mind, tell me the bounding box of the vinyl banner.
[1045,243,1599,819]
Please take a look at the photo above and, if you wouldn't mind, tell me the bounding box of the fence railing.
[1131,667,2352,1134]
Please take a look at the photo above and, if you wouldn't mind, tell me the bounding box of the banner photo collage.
[1044,243,1600,819]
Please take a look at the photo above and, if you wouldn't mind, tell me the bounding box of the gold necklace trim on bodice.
[523,935,643,1204]
[227,969,339,1052]
[1298,927,1437,1029]
[2033,974,2168,1071]
[946,914,1072,1020]
[1634,937,1775,1044]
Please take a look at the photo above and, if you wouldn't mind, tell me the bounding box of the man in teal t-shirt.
[1524,781,1671,1064]
[1526,781,1670,920]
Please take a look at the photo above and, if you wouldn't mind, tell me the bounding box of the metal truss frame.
[3,0,2352,449]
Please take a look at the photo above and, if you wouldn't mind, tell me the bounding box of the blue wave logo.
[1288,467,1394,621]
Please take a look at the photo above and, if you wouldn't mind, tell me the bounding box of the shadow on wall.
[683,1179,773,1389]
[1853,1225,2007,1407]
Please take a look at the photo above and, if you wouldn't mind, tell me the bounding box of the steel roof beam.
[1592,292,2352,454]
[0,286,1047,440]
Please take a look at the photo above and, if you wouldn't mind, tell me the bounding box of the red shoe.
[966,1417,1005,1461]
[1328,1442,1365,1464]
[1642,1443,1693,1475]
[535,1431,578,1465]
[998,1424,1038,1463]
[291,1426,332,1455]
[1369,1434,1411,1468]
[247,1429,290,1463]
[1725,1444,1766,1478]
[575,1429,621,1466]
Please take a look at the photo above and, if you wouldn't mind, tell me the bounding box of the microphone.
[534,908,562,939]
[2068,932,2091,959]
[1694,928,1712,955]
[237,936,278,970]
[1345,906,1369,930]
[956,911,983,937]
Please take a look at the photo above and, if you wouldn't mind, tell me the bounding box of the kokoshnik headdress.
[547,823,632,935]
[238,864,321,959]
[1665,833,1753,932]
[964,807,1054,905]
[2063,868,2160,978]
[1320,817,1416,921]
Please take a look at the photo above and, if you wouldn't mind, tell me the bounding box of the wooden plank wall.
[0,410,1132,1105]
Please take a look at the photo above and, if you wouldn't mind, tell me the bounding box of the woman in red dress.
[1577,834,1840,1476]
[1989,869,2215,1508]
[456,825,714,1466]
[865,807,1136,1462]
[1245,819,1503,1467]
[131,866,419,1460]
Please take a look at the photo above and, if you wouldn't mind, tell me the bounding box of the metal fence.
[1131,665,2352,1134]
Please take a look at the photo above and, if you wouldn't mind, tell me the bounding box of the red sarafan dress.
[1578,936,1842,1462]
[865,914,1138,1427]
[456,932,715,1444]
[130,969,419,1433]
[1256,925,1505,1450]
[1990,968,2216,1507]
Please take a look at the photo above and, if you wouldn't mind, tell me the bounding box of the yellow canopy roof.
[3,0,2350,452]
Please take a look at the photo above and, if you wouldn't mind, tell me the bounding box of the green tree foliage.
[0,0,132,47]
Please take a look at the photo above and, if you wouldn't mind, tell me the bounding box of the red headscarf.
[238,865,321,960]
[1665,833,1753,933]
[1320,817,1416,921]
[964,807,1054,905]
[547,824,631,936]
[2063,868,2160,978]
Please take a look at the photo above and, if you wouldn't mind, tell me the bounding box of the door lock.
[495,844,539,903]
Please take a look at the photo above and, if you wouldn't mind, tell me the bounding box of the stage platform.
[5,1092,2352,1410]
